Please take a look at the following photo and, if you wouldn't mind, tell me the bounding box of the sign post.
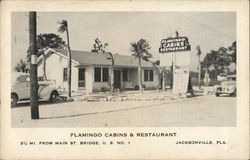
[159,33,193,95]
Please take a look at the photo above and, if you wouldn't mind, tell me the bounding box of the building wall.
[142,68,160,90]
[120,68,159,90]
[129,69,138,85]
[120,68,137,90]
[71,64,78,92]
[92,82,110,92]
[92,66,110,92]
[85,67,93,92]
[38,53,160,93]
[37,53,79,92]
[38,53,64,89]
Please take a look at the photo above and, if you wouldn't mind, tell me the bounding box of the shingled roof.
[53,49,155,68]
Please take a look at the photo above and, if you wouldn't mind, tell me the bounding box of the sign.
[159,37,191,53]
[172,68,190,94]
[31,55,37,64]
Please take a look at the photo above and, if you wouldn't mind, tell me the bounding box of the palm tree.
[196,45,202,89]
[58,20,72,98]
[202,53,213,86]
[14,59,28,73]
[130,39,152,92]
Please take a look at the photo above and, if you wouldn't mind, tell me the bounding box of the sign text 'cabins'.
[159,37,191,53]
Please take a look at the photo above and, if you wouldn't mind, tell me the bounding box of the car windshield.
[12,73,29,83]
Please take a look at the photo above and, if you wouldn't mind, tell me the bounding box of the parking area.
[11,92,236,127]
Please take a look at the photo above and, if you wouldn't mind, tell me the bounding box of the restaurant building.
[37,48,159,93]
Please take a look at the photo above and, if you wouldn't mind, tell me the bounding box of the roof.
[51,49,155,68]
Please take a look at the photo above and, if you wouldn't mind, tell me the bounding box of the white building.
[37,48,159,93]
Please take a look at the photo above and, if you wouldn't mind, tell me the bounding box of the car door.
[16,75,30,99]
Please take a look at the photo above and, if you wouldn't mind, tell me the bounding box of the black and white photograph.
[1,1,249,159]
[11,11,237,127]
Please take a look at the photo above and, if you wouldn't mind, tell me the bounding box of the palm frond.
[130,39,151,60]
[14,59,27,72]
[196,45,201,55]
[57,20,68,33]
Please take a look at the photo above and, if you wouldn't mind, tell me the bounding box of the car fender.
[11,89,20,100]
[39,86,58,100]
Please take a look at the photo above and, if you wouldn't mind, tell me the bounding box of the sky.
[11,12,236,71]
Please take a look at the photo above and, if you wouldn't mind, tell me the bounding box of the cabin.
[37,48,159,93]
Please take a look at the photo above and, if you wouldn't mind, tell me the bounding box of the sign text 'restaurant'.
[159,37,191,53]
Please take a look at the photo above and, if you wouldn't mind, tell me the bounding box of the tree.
[228,41,236,64]
[91,38,108,53]
[14,59,28,73]
[91,38,114,93]
[130,39,152,92]
[201,42,236,83]
[27,33,66,60]
[58,20,72,98]
[27,33,66,80]
[196,45,202,89]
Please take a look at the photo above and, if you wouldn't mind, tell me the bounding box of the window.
[149,70,154,81]
[63,68,67,81]
[122,69,128,82]
[102,68,109,82]
[78,68,85,88]
[144,69,153,82]
[17,75,29,82]
[94,67,109,82]
[78,68,85,81]
[144,70,148,81]
[94,67,101,82]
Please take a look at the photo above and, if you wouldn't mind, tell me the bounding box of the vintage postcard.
[1,0,249,159]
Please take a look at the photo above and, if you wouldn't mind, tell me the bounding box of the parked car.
[215,75,236,97]
[11,73,59,107]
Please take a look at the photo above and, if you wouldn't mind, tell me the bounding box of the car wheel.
[232,90,236,97]
[50,91,59,103]
[215,93,220,97]
[11,94,18,107]
[134,85,139,90]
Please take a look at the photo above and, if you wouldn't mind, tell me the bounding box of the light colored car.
[11,73,59,107]
[215,75,236,97]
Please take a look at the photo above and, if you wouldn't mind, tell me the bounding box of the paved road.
[11,95,236,127]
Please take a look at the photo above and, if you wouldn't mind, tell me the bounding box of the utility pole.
[29,12,39,119]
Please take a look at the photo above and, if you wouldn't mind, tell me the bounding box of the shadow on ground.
[12,100,72,108]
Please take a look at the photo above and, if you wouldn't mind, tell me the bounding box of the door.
[16,75,30,99]
[78,68,85,90]
[114,70,121,89]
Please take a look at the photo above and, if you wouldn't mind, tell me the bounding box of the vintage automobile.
[11,73,59,107]
[215,75,236,97]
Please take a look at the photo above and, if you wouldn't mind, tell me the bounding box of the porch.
[113,68,138,91]
[73,65,158,93]
[91,67,139,92]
